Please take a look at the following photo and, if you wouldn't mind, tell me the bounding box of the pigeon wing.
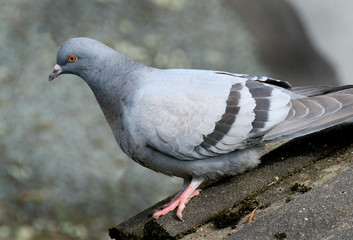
[132,70,291,160]
[265,88,353,142]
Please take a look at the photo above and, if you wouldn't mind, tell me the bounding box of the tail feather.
[264,87,353,142]
[292,85,353,97]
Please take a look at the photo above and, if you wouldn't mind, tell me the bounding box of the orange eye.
[67,55,77,62]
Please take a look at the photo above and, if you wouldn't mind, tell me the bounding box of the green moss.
[109,228,141,240]
[143,220,176,240]
[213,198,260,229]
[290,182,312,193]
[285,196,293,203]
[275,232,287,240]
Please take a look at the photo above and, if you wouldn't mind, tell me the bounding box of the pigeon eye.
[67,55,77,62]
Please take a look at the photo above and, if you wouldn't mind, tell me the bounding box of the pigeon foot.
[153,177,204,221]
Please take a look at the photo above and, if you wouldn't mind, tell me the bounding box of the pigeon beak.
[48,64,62,81]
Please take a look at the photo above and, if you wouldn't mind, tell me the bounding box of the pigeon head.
[48,37,115,81]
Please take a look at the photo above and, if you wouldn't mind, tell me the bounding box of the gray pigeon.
[49,37,353,220]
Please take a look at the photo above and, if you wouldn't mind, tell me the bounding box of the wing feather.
[129,70,353,162]
[265,90,353,141]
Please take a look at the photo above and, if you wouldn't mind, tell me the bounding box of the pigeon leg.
[162,179,190,209]
[153,177,204,220]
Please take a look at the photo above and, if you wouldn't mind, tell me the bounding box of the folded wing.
[265,88,353,142]
[133,70,291,160]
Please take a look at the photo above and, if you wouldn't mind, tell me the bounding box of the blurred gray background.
[1,0,353,239]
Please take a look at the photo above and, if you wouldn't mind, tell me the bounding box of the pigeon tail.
[264,87,353,142]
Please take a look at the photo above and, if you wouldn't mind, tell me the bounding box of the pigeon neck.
[81,55,144,127]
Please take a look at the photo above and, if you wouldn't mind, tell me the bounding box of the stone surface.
[226,166,353,240]
[109,123,353,239]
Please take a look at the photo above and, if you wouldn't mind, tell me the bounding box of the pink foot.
[162,189,201,209]
[153,177,204,221]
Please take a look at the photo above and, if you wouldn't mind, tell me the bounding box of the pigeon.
[49,37,353,220]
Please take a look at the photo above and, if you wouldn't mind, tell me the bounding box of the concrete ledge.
[225,165,353,239]
[109,123,353,240]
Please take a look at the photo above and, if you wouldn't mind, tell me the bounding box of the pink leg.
[153,177,204,221]
[162,179,190,208]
